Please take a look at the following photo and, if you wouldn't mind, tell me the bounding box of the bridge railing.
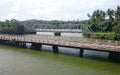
[35,29,82,33]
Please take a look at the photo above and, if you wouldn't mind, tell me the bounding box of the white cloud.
[0,0,120,21]
[6,13,18,19]
[10,6,19,12]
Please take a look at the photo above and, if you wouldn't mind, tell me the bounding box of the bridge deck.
[35,29,82,33]
[0,34,120,53]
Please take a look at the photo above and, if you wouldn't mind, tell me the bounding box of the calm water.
[0,45,120,75]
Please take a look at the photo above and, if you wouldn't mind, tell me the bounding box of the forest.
[0,19,24,34]
[87,6,120,40]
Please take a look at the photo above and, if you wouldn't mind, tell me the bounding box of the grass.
[93,32,116,40]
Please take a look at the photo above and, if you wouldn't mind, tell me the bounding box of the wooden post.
[52,45,59,53]
[79,48,84,57]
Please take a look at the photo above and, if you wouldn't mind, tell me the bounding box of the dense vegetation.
[87,6,120,40]
[0,19,25,35]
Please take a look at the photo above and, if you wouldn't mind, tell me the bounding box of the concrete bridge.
[35,29,82,36]
[0,34,120,61]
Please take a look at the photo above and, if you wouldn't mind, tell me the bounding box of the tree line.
[87,6,120,40]
[0,19,25,35]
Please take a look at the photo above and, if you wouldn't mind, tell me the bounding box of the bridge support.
[22,42,26,48]
[52,45,59,53]
[79,48,84,57]
[15,41,19,46]
[31,43,42,50]
[108,52,120,62]
[54,32,61,36]
[18,42,26,48]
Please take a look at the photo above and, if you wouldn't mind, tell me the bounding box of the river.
[0,32,120,75]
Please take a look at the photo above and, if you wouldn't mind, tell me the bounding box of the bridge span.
[0,34,120,61]
[35,29,82,33]
[35,29,83,36]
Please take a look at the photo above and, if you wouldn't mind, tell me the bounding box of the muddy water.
[0,45,120,75]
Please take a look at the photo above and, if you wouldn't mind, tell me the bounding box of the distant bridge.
[35,24,93,36]
[35,29,82,33]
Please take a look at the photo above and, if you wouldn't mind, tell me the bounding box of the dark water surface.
[0,45,120,75]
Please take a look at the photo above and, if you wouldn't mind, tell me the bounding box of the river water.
[0,32,120,75]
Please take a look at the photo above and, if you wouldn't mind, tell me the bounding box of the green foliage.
[88,6,120,33]
[113,23,120,40]
[83,33,91,37]
[93,32,116,40]
[0,19,25,35]
[87,6,120,40]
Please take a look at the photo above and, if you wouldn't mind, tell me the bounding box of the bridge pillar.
[52,45,59,53]
[79,48,84,57]
[20,42,26,48]
[3,40,7,45]
[18,42,22,46]
[18,42,26,48]
[54,32,61,36]
[108,52,120,62]
[31,43,42,50]
[0,39,2,44]
[15,41,19,46]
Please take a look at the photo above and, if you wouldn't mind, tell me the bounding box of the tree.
[15,25,25,34]
[107,9,114,20]
[113,23,120,40]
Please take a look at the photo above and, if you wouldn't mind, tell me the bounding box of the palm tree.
[107,9,114,20]
[115,6,120,21]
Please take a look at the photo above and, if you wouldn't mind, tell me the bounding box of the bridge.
[35,29,82,36]
[0,34,120,61]
[35,29,82,33]
[35,24,93,36]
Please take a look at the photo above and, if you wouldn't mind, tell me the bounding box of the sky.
[0,0,120,21]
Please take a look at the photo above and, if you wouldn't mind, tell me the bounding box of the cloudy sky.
[0,0,120,21]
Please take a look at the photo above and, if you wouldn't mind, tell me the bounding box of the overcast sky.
[0,0,120,21]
